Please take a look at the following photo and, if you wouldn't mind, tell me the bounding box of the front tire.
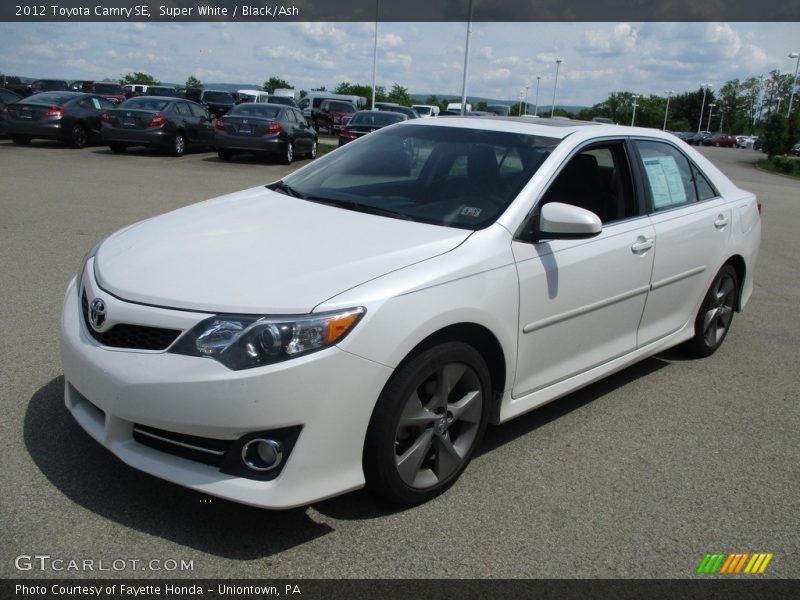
[364,342,491,505]
[11,135,31,145]
[308,139,317,159]
[682,265,738,357]
[217,149,233,161]
[109,143,127,154]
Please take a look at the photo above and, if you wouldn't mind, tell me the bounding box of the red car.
[702,133,737,147]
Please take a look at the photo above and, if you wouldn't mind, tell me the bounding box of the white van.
[445,102,472,114]
[272,88,296,98]
[412,104,440,117]
[238,89,270,103]
[122,84,149,97]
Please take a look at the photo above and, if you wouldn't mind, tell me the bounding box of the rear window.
[350,112,404,126]
[35,80,68,91]
[24,93,74,106]
[267,96,295,106]
[120,98,170,111]
[229,104,281,118]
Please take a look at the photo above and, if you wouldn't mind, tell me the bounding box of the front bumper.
[59,271,392,508]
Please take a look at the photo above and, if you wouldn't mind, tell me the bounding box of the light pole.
[787,52,800,116]
[662,90,674,130]
[370,0,378,110]
[630,95,640,126]
[458,0,474,116]
[518,89,525,116]
[534,76,541,116]
[697,83,712,133]
[523,86,529,116]
[707,103,715,132]
[550,58,562,118]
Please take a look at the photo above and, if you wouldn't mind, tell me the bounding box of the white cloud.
[482,68,512,82]
[379,33,404,49]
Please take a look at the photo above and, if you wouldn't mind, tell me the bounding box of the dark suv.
[312,100,356,134]
[200,90,236,118]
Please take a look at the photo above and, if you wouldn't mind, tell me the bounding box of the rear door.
[632,139,732,346]
[188,102,214,145]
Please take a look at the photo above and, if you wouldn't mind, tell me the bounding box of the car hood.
[94,186,471,314]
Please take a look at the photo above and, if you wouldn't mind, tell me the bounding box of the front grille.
[81,291,181,351]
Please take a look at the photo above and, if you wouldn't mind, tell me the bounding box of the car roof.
[392,115,696,144]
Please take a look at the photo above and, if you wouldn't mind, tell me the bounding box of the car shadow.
[89,147,215,158]
[24,377,333,559]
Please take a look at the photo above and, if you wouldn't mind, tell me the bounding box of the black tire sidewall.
[364,342,491,505]
[686,264,738,357]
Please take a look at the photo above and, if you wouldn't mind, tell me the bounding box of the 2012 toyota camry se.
[60,117,761,508]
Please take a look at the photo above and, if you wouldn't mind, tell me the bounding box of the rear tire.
[170,133,186,157]
[363,342,491,505]
[308,139,317,159]
[109,143,127,154]
[70,123,87,149]
[11,135,31,145]
[217,149,233,161]
[282,141,294,165]
[681,265,738,357]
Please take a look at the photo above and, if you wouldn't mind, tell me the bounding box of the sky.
[1,21,798,106]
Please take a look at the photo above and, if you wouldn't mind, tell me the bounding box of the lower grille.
[81,291,181,351]
[133,424,231,467]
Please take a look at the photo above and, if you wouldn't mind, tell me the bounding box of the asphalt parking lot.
[0,139,797,579]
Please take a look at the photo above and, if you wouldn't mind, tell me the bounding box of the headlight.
[169,307,365,370]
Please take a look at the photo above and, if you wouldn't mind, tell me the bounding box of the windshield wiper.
[267,180,306,199]
[305,197,413,221]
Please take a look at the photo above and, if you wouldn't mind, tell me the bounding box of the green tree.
[386,83,411,106]
[763,113,790,158]
[264,76,292,92]
[185,75,202,89]
[119,72,158,86]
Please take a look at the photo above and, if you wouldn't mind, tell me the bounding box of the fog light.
[241,438,283,472]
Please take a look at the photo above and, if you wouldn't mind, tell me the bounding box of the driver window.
[539,142,636,224]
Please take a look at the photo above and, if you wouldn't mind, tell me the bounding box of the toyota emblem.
[89,298,107,330]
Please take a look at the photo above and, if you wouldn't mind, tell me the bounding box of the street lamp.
[788,52,800,116]
[523,86,529,116]
[707,103,715,132]
[534,76,541,116]
[662,90,674,130]
[630,95,640,126]
[518,89,525,116]
[550,59,562,118]
[697,83,712,133]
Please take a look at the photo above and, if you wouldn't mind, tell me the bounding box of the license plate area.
[238,125,252,134]
[123,117,136,126]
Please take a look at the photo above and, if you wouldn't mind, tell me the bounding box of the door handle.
[631,237,654,254]
[714,215,729,229]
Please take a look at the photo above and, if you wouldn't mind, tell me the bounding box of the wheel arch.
[724,254,746,311]
[389,322,507,421]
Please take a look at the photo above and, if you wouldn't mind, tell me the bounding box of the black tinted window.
[203,91,234,103]
[24,93,74,106]
[541,142,637,223]
[173,102,191,117]
[187,102,209,118]
[94,83,123,94]
[692,164,718,201]
[229,104,281,118]
[120,98,170,111]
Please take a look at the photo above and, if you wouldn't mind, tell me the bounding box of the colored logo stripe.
[696,552,773,574]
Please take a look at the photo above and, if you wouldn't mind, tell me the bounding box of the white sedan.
[60,117,761,507]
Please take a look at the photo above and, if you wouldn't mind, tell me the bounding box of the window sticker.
[460,206,483,217]
[642,156,687,209]
[91,98,101,109]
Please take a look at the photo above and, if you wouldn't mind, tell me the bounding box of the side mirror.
[528,202,602,242]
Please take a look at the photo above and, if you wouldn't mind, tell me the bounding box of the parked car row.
[1,91,319,163]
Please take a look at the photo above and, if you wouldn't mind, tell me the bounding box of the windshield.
[204,91,234,103]
[328,102,355,113]
[413,106,432,115]
[281,124,559,230]
[229,104,281,118]
[94,83,123,94]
